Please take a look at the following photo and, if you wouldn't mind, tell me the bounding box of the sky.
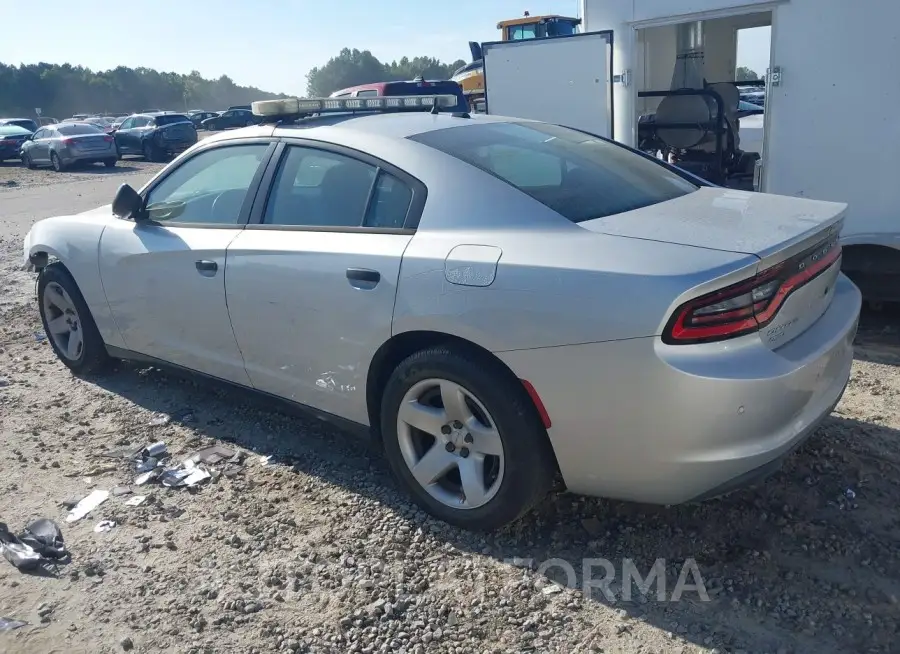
[1,0,770,95]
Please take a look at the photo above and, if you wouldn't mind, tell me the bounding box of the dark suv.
[113,113,198,161]
[200,109,259,131]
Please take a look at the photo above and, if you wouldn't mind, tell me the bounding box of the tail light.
[62,138,76,147]
[663,236,842,344]
[0,139,15,146]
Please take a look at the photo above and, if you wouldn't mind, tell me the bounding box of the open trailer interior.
[482,0,900,305]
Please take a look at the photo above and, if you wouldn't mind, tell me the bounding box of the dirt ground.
[1,166,899,654]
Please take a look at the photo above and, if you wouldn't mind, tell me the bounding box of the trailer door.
[483,31,614,139]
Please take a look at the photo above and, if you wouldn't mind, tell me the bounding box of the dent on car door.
[98,141,275,384]
[225,143,421,424]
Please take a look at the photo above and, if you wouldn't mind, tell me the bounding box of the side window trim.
[246,138,427,233]
[135,139,278,229]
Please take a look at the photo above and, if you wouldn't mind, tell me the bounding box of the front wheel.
[104,158,117,168]
[142,141,155,162]
[51,151,65,172]
[380,346,555,531]
[38,265,110,374]
[207,122,217,131]
[21,152,34,169]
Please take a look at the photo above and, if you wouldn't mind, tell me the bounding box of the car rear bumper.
[61,147,117,163]
[496,273,861,505]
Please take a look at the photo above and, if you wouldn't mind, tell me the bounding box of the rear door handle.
[346,268,380,286]
[195,259,218,275]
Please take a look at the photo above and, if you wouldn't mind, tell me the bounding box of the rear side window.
[154,114,190,126]
[410,122,698,222]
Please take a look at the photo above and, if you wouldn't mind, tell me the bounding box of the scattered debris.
[111,486,133,497]
[134,469,162,486]
[93,520,117,533]
[1,519,67,571]
[65,490,110,523]
[135,457,160,473]
[148,414,171,427]
[186,445,235,465]
[142,441,168,457]
[0,616,27,631]
[124,495,147,507]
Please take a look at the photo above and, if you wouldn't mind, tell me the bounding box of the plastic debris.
[65,489,110,523]
[181,467,211,487]
[186,445,235,465]
[124,495,147,507]
[1,519,67,571]
[160,468,192,487]
[143,441,168,457]
[149,414,171,427]
[93,520,116,533]
[134,469,163,486]
[0,616,27,631]
[135,457,159,473]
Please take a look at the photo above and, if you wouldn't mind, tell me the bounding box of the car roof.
[269,111,517,140]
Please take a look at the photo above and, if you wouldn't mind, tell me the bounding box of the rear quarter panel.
[25,210,125,349]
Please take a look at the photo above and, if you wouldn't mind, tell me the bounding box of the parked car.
[85,116,117,133]
[21,94,860,530]
[20,122,117,171]
[200,108,257,131]
[113,113,198,162]
[0,117,39,132]
[37,117,60,126]
[0,124,34,162]
[188,111,219,128]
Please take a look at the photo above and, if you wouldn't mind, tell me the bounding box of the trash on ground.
[1,519,68,571]
[143,441,168,457]
[65,489,110,523]
[148,414,171,427]
[93,520,116,533]
[111,486,133,496]
[0,616,27,631]
[19,519,67,559]
[135,457,159,473]
[124,495,147,507]
[134,469,163,486]
[181,466,211,487]
[186,445,235,465]
[160,468,192,487]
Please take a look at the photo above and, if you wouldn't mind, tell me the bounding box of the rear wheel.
[51,152,65,172]
[38,265,110,374]
[104,158,117,168]
[380,346,554,531]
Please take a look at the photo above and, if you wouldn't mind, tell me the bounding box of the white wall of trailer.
[582,0,900,247]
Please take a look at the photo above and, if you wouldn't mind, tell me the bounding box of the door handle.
[195,259,218,275]
[346,268,381,285]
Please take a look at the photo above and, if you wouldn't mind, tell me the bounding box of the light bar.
[251,94,458,118]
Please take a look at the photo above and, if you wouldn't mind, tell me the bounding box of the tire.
[104,158,117,168]
[380,345,555,531]
[207,122,217,131]
[142,141,155,162]
[21,152,34,169]
[51,151,65,172]
[37,264,110,374]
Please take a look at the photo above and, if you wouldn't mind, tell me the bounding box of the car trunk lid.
[580,187,847,349]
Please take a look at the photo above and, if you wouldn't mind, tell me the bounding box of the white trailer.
[481,0,900,304]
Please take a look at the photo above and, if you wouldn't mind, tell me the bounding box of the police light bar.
[251,94,458,117]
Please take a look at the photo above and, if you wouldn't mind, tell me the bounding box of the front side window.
[144,144,269,224]
[119,118,134,130]
[263,146,414,229]
[410,122,698,223]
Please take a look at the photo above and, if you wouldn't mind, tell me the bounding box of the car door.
[114,117,134,152]
[27,129,45,161]
[98,140,276,384]
[225,142,423,424]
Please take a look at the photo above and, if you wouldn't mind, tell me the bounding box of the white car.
[23,94,860,530]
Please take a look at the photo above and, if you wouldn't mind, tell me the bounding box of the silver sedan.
[21,99,860,530]
[20,122,118,171]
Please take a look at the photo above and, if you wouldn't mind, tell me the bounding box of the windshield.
[154,114,191,126]
[57,123,104,135]
[3,119,37,131]
[411,122,698,222]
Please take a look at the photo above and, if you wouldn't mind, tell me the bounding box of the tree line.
[0,63,287,119]
[0,49,470,120]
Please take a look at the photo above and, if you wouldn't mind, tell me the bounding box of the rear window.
[154,114,191,126]
[409,122,698,222]
[57,123,103,135]
[0,125,32,136]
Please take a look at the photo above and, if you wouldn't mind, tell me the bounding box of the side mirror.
[112,184,145,221]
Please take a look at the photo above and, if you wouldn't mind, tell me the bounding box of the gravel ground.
[1,171,899,654]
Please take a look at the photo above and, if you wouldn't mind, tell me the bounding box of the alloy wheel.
[396,378,505,510]
[42,281,84,361]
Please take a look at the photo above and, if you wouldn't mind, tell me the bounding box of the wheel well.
[841,244,900,274]
[365,331,555,460]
